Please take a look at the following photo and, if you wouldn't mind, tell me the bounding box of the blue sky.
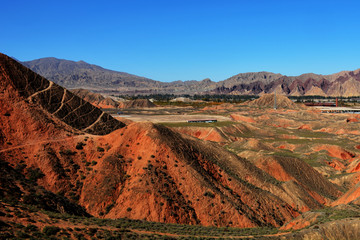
[1,0,360,82]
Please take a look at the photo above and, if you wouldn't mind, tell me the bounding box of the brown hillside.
[23,57,360,96]
[121,99,156,108]
[248,94,305,109]
[71,88,119,108]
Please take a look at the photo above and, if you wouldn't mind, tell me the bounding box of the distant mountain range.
[22,57,360,96]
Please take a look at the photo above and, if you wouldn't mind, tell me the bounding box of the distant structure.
[319,107,360,114]
[187,119,217,123]
[305,102,336,107]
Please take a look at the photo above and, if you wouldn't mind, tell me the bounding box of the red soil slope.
[1,53,351,230]
[173,127,228,143]
[72,88,119,109]
[248,94,305,109]
[251,155,342,211]
[313,145,355,161]
[230,114,256,123]
[1,53,305,228]
[331,182,360,206]
[120,99,156,108]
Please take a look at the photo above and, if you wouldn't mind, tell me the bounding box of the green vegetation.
[75,142,85,150]
[42,226,61,236]
[97,146,105,152]
[59,149,76,156]
[204,191,215,198]
[1,201,281,239]
[26,167,45,182]
[313,206,360,224]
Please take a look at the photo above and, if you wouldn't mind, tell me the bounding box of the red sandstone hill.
[1,53,298,227]
[0,53,349,230]
[120,98,157,108]
[247,94,305,109]
[71,88,120,109]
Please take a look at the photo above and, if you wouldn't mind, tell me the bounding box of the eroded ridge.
[0,53,125,135]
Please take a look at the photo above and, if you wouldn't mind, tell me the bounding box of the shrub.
[97,147,105,152]
[87,228,98,236]
[16,231,30,238]
[204,191,215,198]
[60,149,76,155]
[126,207,132,212]
[76,142,85,150]
[27,167,45,182]
[73,233,85,240]
[25,224,39,232]
[42,226,61,236]
[105,203,115,214]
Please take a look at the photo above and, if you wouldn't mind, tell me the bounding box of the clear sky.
[1,0,360,82]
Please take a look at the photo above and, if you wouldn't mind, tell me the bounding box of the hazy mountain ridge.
[22,57,360,96]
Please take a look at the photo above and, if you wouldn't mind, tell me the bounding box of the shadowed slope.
[0,156,90,216]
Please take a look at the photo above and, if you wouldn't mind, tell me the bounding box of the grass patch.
[314,207,360,224]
